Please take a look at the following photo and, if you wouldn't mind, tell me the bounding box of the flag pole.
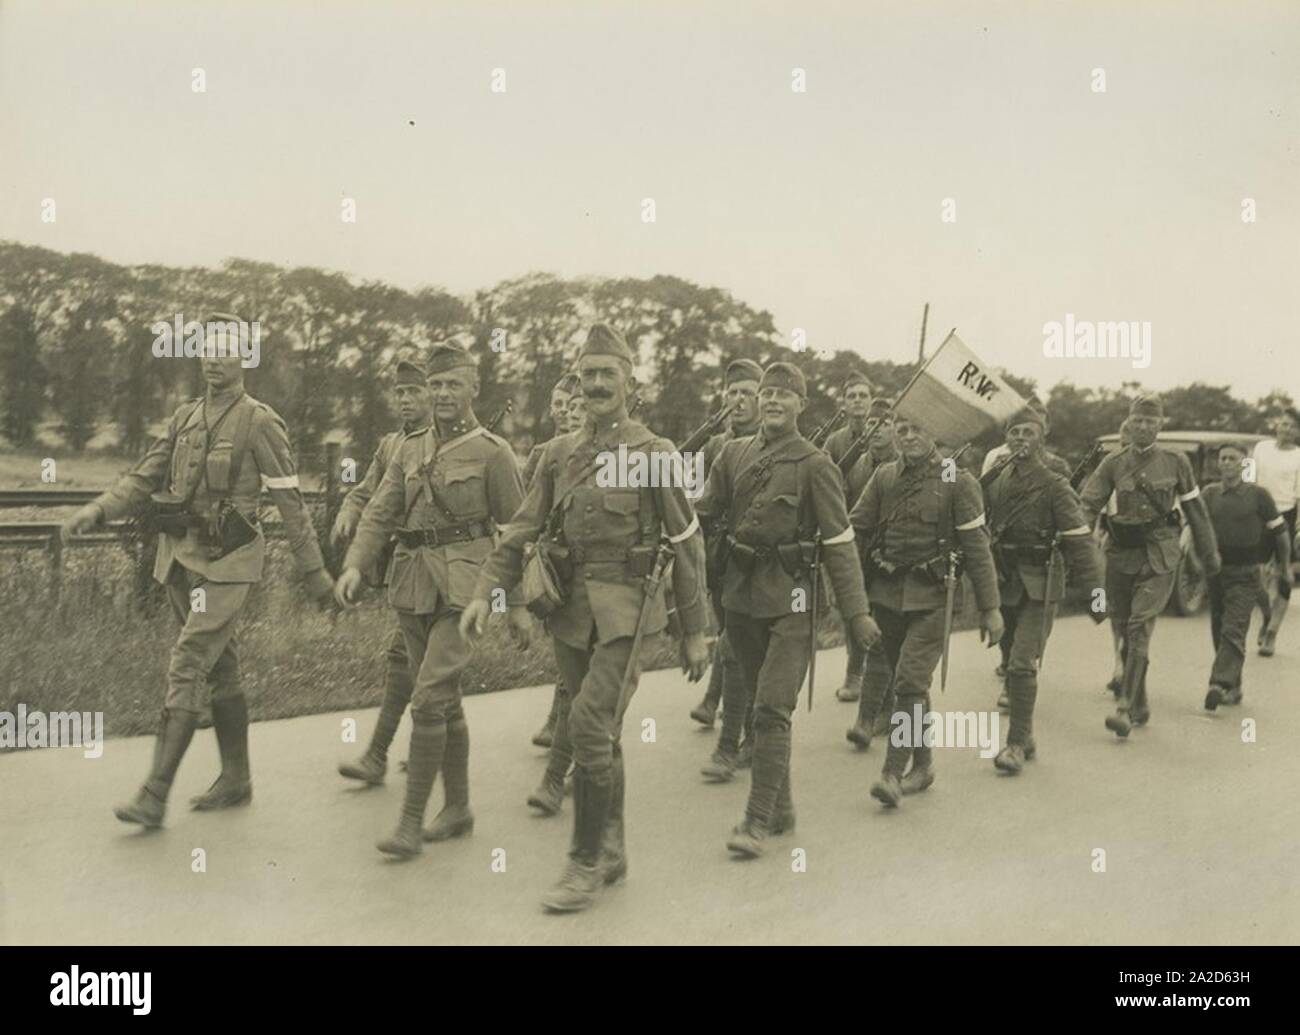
[917,302,929,363]
[891,326,954,415]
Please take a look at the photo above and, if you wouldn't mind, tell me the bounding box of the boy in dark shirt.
[1203,443,1292,709]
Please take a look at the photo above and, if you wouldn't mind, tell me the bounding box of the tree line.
[0,240,1292,478]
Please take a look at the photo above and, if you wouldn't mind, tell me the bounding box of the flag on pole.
[893,330,1027,445]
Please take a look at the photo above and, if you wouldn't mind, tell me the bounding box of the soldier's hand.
[849,613,882,650]
[681,631,709,683]
[507,606,533,651]
[459,599,492,644]
[979,608,1004,646]
[333,567,364,608]
[60,503,103,543]
[330,510,358,547]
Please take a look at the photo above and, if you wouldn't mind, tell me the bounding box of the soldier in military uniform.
[461,324,710,913]
[844,398,903,750]
[849,412,1003,807]
[692,359,763,778]
[696,362,881,855]
[821,371,876,703]
[983,397,1072,702]
[528,372,581,751]
[1079,395,1220,737]
[61,317,334,827]
[334,343,530,857]
[1202,442,1291,710]
[983,408,1102,773]
[332,359,433,785]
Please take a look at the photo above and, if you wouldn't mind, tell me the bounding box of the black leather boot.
[190,696,253,810]
[115,709,199,828]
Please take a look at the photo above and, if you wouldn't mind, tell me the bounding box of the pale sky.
[2,0,1297,399]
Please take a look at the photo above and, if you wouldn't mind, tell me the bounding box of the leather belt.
[395,520,494,548]
[567,544,632,565]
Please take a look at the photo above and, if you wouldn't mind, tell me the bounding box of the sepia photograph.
[0,0,1295,1003]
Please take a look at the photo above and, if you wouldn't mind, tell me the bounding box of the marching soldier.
[529,372,582,750]
[696,362,882,855]
[844,398,901,749]
[984,397,1071,702]
[60,318,334,827]
[849,412,1003,807]
[983,408,1102,773]
[821,371,875,703]
[334,342,530,857]
[461,323,711,913]
[1079,395,1220,737]
[333,358,433,785]
[980,397,1071,481]
[1203,442,1291,709]
[692,359,763,776]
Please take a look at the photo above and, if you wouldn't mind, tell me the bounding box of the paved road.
[3,614,1296,945]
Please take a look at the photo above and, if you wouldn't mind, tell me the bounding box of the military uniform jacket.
[1080,444,1219,576]
[702,420,760,479]
[984,458,1100,604]
[336,423,425,527]
[522,439,550,489]
[475,417,710,651]
[344,421,524,614]
[696,430,870,621]
[982,442,1072,480]
[849,448,1000,613]
[824,424,897,510]
[95,390,325,584]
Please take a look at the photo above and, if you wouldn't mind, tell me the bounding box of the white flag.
[894,331,1027,445]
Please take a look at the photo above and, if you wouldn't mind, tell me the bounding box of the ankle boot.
[115,709,198,828]
[190,696,253,810]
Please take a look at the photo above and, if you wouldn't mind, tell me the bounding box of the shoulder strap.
[221,398,258,494]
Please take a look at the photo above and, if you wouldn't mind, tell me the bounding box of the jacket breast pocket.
[768,493,801,539]
[601,489,641,537]
[918,495,941,525]
[441,463,487,519]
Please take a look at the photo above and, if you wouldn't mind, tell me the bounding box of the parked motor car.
[1093,430,1266,615]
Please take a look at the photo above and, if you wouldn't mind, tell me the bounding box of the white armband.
[667,513,699,544]
[823,525,855,546]
[1178,486,1200,502]
[955,512,986,532]
[262,474,300,490]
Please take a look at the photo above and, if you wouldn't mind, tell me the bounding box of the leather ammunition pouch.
[724,535,815,577]
[995,541,1053,572]
[145,492,200,538]
[870,547,962,584]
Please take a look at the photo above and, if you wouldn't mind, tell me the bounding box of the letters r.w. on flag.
[893,330,1027,446]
